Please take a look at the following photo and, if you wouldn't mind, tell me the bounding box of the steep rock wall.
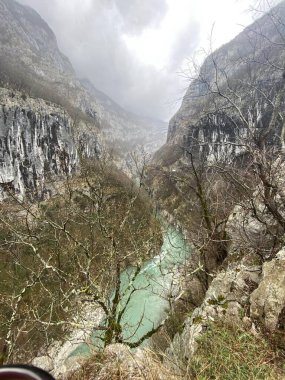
[158,1,285,165]
[0,88,78,199]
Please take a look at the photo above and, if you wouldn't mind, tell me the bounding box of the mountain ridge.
[0,0,167,155]
[155,0,285,165]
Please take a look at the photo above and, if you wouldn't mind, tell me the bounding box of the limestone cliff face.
[0,0,167,155]
[0,88,78,199]
[167,241,285,368]
[158,0,285,164]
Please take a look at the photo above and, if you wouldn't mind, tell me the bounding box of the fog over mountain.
[16,0,278,121]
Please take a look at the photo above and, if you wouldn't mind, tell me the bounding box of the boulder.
[32,356,54,373]
[250,249,285,331]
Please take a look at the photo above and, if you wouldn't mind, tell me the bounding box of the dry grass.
[66,323,285,380]
[65,348,177,380]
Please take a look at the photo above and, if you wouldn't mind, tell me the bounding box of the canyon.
[0,1,285,379]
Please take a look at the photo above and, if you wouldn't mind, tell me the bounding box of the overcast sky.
[17,0,281,121]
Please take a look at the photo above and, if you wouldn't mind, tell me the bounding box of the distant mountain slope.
[80,78,168,154]
[0,0,167,155]
[154,0,285,165]
[0,0,74,81]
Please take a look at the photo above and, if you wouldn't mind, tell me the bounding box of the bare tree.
[147,3,285,314]
[0,154,163,362]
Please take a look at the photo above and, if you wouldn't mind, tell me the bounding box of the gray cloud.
[115,0,168,34]
[15,0,203,120]
[168,23,200,71]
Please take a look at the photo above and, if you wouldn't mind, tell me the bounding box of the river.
[70,221,192,357]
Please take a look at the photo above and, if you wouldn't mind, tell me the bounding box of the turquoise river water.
[71,222,192,356]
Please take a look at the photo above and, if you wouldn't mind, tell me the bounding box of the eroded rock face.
[166,259,262,366]
[0,88,78,199]
[250,249,285,332]
[156,1,285,167]
[167,245,285,370]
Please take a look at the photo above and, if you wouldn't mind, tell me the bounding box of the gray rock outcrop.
[0,88,78,199]
[0,0,74,82]
[250,249,285,332]
[166,238,285,371]
[166,258,262,365]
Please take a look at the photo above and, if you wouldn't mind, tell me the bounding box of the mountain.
[80,78,168,154]
[0,0,75,81]
[1,1,285,375]
[0,0,167,198]
[154,0,285,166]
[0,0,167,156]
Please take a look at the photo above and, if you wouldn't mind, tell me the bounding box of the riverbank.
[32,220,192,377]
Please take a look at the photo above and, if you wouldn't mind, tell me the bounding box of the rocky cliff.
[0,0,74,82]
[0,88,79,199]
[0,0,168,197]
[165,212,285,375]
[155,0,285,165]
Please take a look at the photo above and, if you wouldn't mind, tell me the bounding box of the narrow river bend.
[70,222,192,357]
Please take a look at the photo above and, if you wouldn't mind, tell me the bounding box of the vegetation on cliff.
[0,157,162,362]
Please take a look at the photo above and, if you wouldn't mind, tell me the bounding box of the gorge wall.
[0,0,167,161]
[146,2,285,375]
[0,0,168,197]
[155,0,285,166]
[0,89,79,199]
